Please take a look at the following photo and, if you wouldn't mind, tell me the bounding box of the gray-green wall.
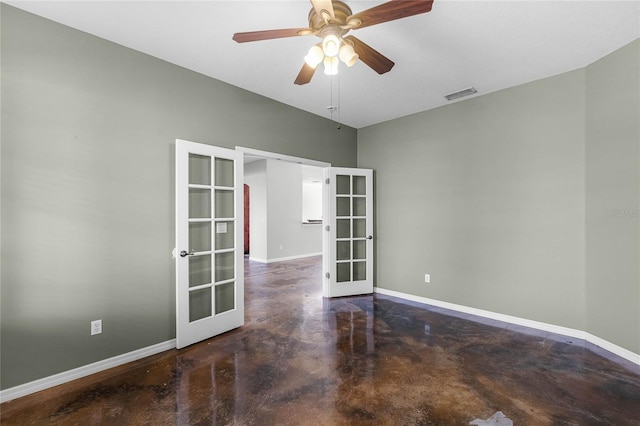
[1,5,357,389]
[359,40,639,354]
[585,41,640,353]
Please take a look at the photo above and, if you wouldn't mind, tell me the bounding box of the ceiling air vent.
[444,87,477,101]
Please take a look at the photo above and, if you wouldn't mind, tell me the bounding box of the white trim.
[235,146,331,168]
[249,252,322,264]
[0,340,176,403]
[374,287,640,366]
[5,291,638,404]
[584,332,640,365]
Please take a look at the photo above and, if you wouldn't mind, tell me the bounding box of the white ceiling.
[6,1,640,129]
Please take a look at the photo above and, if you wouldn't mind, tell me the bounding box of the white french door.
[175,139,244,349]
[323,167,374,297]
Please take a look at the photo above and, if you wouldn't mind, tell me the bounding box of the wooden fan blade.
[294,63,317,85]
[311,0,335,19]
[233,28,312,43]
[347,0,434,30]
[345,35,394,74]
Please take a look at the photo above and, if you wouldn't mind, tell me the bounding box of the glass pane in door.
[215,222,234,250]
[189,222,211,253]
[189,287,212,322]
[337,219,351,238]
[353,197,366,216]
[215,252,235,282]
[215,282,235,314]
[190,188,211,219]
[189,255,212,288]
[215,190,234,218]
[336,175,350,195]
[337,262,350,283]
[337,241,351,261]
[353,240,366,260]
[215,158,234,187]
[353,219,366,238]
[337,197,350,217]
[353,261,366,281]
[189,154,211,185]
[352,175,366,195]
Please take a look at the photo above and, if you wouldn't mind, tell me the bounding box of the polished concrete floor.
[2,256,639,425]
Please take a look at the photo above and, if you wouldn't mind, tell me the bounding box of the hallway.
[2,256,639,425]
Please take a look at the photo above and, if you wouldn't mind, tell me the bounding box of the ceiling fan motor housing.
[308,1,355,32]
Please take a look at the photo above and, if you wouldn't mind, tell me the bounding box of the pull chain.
[327,74,341,128]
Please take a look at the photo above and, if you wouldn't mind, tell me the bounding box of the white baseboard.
[249,252,322,264]
[5,289,638,404]
[0,339,176,404]
[374,287,640,367]
[584,332,640,365]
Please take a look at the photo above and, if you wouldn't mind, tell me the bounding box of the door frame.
[235,147,330,169]
[235,147,374,298]
[235,145,331,279]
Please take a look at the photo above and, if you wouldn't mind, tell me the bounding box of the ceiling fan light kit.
[321,32,341,57]
[233,0,435,85]
[304,45,325,68]
[324,56,339,75]
[339,43,358,67]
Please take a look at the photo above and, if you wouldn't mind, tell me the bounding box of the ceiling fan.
[232,0,435,85]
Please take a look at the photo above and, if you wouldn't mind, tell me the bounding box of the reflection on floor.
[2,256,639,425]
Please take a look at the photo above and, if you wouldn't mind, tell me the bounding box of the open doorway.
[237,146,375,299]
[241,148,328,263]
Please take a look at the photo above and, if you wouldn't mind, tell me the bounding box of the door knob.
[180,250,194,257]
[367,235,373,240]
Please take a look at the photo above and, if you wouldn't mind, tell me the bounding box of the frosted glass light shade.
[304,45,324,68]
[322,34,341,57]
[339,44,358,67]
[323,56,338,75]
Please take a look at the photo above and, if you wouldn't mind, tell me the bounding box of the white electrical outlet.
[91,319,102,335]
[424,274,431,283]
